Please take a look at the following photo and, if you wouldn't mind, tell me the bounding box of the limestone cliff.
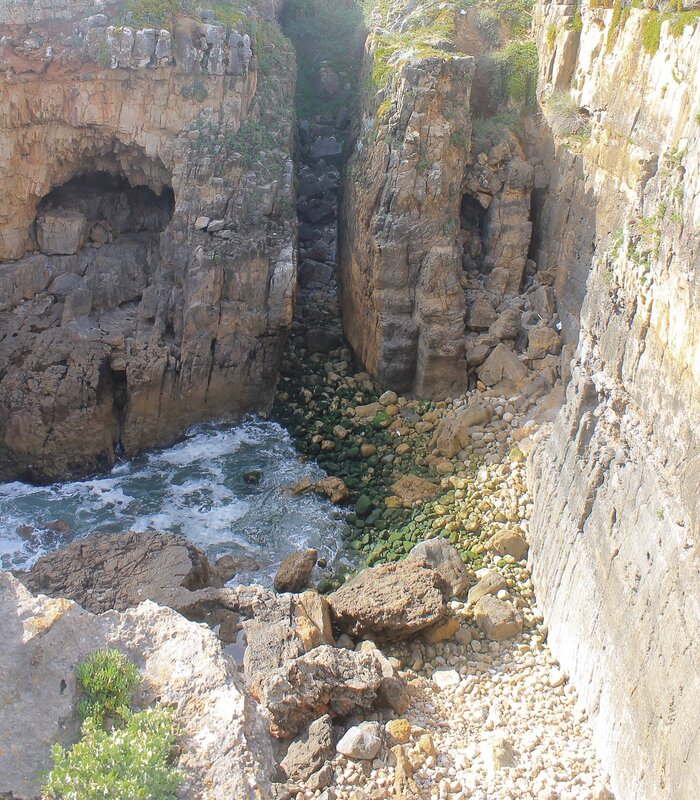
[0,0,296,481]
[527,4,700,799]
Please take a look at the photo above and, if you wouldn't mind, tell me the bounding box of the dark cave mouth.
[35,172,175,257]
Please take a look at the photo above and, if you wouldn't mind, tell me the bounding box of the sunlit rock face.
[0,0,297,481]
[338,3,475,399]
[528,5,700,799]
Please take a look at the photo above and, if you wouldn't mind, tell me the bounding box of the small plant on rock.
[545,91,590,138]
[75,648,140,723]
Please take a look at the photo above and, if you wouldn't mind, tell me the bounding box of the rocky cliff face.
[0,0,296,481]
[528,4,700,799]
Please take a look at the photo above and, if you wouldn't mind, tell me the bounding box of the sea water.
[0,418,349,586]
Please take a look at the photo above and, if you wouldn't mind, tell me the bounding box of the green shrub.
[494,41,539,106]
[125,0,178,29]
[75,649,140,724]
[43,709,180,800]
[546,24,557,49]
[641,10,662,53]
[606,0,623,52]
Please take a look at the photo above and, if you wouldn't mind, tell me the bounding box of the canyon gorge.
[0,1,698,800]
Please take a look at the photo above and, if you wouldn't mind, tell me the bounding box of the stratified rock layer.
[339,46,474,397]
[0,1,296,481]
[529,5,700,800]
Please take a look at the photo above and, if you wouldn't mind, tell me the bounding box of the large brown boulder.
[429,402,493,458]
[274,549,318,593]
[407,538,470,598]
[15,530,212,614]
[250,645,405,739]
[327,559,447,640]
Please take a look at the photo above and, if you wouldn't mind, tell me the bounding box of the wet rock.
[473,595,524,641]
[290,477,314,495]
[279,714,335,782]
[337,723,381,760]
[274,550,318,594]
[486,528,529,561]
[407,538,469,597]
[429,402,493,458]
[327,559,446,640]
[213,554,260,582]
[15,530,212,614]
[250,645,404,739]
[244,470,263,485]
[315,476,350,504]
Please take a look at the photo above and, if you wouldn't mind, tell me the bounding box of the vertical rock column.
[339,55,475,398]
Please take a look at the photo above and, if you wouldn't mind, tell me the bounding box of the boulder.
[15,530,212,614]
[310,137,343,164]
[336,723,381,760]
[478,344,531,395]
[306,329,342,354]
[0,574,275,800]
[327,559,447,640]
[489,308,521,340]
[213,554,260,582]
[36,208,88,255]
[527,325,562,360]
[314,477,350,505]
[250,645,405,739]
[486,529,529,561]
[467,297,498,330]
[473,595,523,641]
[274,550,318,594]
[429,403,493,458]
[390,474,440,504]
[467,571,508,607]
[279,714,335,783]
[407,538,469,597]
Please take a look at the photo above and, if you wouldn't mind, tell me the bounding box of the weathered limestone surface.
[0,572,276,799]
[339,38,474,397]
[529,5,700,799]
[0,1,296,481]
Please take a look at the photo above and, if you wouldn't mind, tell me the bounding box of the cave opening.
[460,192,488,273]
[34,172,175,257]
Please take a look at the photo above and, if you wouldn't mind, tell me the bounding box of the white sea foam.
[0,419,349,582]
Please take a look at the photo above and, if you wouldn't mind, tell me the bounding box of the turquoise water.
[0,419,349,585]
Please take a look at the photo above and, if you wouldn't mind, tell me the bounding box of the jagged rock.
[315,476,350,504]
[529,285,556,321]
[390,474,440,504]
[327,559,446,640]
[250,645,405,739]
[392,745,424,799]
[336,723,381,760]
[489,308,521,340]
[36,208,88,254]
[467,571,508,607]
[279,714,335,782]
[274,550,318,593]
[422,616,460,644]
[407,538,469,597]
[294,591,335,650]
[467,297,498,330]
[527,324,561,360]
[429,402,494,458]
[486,529,529,561]
[473,595,523,641]
[0,574,275,800]
[15,530,212,613]
[478,344,531,394]
[0,10,296,483]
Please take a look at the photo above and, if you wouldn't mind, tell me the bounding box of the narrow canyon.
[0,1,697,800]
